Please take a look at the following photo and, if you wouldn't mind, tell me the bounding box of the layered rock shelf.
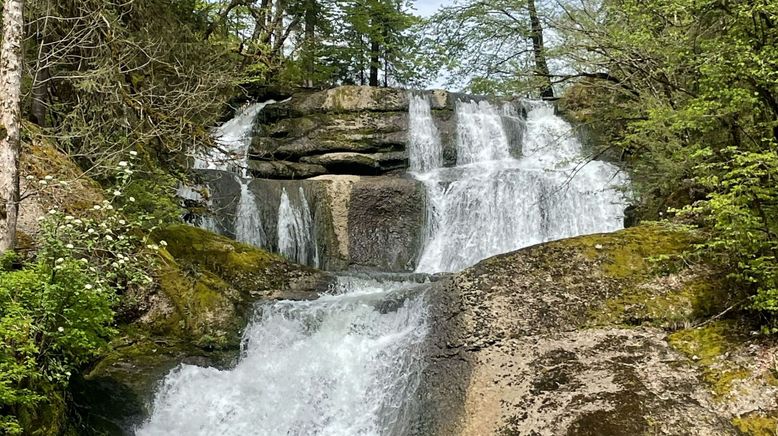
[246,86,464,178]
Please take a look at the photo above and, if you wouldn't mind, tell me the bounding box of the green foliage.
[23,0,239,178]
[556,0,778,329]
[0,154,159,433]
[424,0,547,94]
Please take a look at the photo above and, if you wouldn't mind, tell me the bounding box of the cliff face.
[415,224,778,435]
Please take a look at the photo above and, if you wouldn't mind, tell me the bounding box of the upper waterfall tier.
[410,98,628,274]
[194,101,274,176]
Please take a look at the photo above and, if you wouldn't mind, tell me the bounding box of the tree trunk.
[369,39,379,87]
[303,0,316,87]
[0,0,24,253]
[527,0,553,99]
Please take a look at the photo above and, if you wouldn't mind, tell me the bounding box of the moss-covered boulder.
[70,225,332,434]
[415,223,773,436]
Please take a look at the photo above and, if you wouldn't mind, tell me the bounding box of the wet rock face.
[248,86,455,179]
[346,176,425,271]
[415,225,738,435]
[198,171,427,272]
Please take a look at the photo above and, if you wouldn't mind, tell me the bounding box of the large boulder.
[414,224,750,435]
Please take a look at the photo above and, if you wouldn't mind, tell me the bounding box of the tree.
[556,0,778,327]
[425,0,555,96]
[0,0,24,253]
[527,0,552,98]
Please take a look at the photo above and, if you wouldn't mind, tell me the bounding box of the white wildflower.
[118,220,126,225]
[93,205,101,210]
[129,150,138,156]
[65,215,74,220]
[48,209,57,215]
[113,190,121,196]
[65,243,74,249]
[73,219,82,225]
[39,180,48,185]
[44,175,53,181]
[128,196,136,202]
[65,224,73,229]
[87,228,95,234]
[106,205,114,210]
[57,327,64,332]
[85,284,93,290]
[118,161,128,167]
[105,235,114,241]
[25,175,35,180]
[159,240,168,247]
[55,258,64,264]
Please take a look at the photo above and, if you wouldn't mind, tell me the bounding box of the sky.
[413,0,449,17]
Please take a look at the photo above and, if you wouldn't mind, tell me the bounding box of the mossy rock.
[733,413,778,436]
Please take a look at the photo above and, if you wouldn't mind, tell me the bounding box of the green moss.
[561,222,696,278]
[590,276,729,328]
[16,384,67,436]
[732,413,778,435]
[668,321,749,398]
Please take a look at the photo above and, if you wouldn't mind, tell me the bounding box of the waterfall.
[407,95,443,172]
[137,276,428,436]
[194,101,273,175]
[455,100,513,164]
[277,187,319,267]
[234,178,267,247]
[412,99,627,274]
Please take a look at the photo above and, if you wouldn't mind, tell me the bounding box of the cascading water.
[234,178,267,247]
[407,94,443,172]
[277,187,319,267]
[194,101,274,175]
[412,97,627,274]
[137,276,427,436]
[186,101,274,241]
[145,92,628,436]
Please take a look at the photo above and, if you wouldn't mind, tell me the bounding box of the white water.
[277,187,319,267]
[412,98,628,273]
[407,95,443,172]
[149,93,628,436]
[194,101,273,176]
[138,276,427,436]
[234,178,267,247]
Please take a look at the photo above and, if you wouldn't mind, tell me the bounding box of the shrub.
[0,153,159,433]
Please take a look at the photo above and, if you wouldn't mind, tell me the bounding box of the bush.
[0,153,159,433]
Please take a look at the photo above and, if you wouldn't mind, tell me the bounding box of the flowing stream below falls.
[145,93,628,435]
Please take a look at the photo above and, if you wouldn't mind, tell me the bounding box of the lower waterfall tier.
[137,275,428,436]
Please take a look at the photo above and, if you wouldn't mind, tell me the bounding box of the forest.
[0,0,776,434]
